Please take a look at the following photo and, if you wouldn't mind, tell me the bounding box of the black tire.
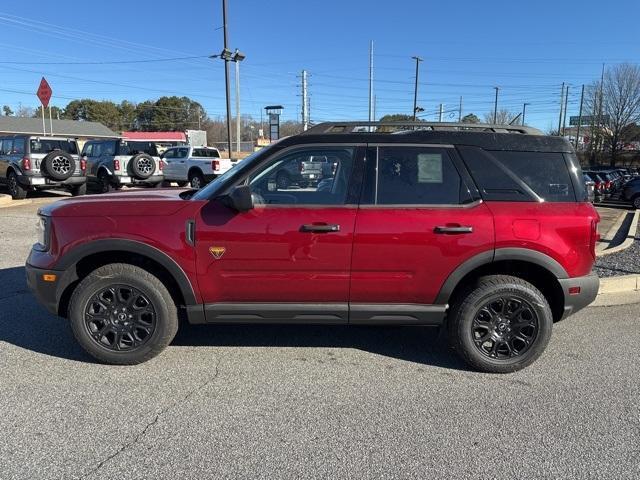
[7,171,28,200]
[447,275,553,373]
[68,263,178,365]
[97,170,113,194]
[276,172,290,189]
[188,170,205,189]
[129,154,155,180]
[42,150,75,181]
[632,194,640,210]
[70,183,87,197]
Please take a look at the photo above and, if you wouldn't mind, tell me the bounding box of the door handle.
[434,225,473,234]
[300,223,340,233]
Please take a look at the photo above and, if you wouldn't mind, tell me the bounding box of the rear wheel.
[70,183,87,197]
[68,263,178,365]
[7,171,28,200]
[188,170,205,189]
[447,275,553,373]
[632,194,640,209]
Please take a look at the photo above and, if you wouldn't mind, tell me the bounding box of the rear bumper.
[559,272,600,319]
[113,174,163,185]
[18,175,86,187]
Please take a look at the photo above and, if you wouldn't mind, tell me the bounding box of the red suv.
[26,122,600,372]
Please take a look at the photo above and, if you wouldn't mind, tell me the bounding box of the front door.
[194,145,363,323]
[349,145,494,322]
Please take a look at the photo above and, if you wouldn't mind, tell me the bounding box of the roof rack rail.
[302,121,543,136]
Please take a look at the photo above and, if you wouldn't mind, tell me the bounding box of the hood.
[39,188,198,217]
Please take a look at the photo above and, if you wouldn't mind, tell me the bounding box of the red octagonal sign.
[37,77,52,108]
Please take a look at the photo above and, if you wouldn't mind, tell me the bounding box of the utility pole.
[373,94,377,122]
[558,82,565,135]
[221,0,233,158]
[522,103,530,126]
[493,87,499,123]
[412,56,423,121]
[368,40,374,124]
[438,103,444,122]
[235,54,241,152]
[575,84,585,150]
[301,69,308,131]
[596,63,605,151]
[562,85,569,136]
[458,96,463,122]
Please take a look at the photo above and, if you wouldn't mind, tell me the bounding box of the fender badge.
[209,246,226,259]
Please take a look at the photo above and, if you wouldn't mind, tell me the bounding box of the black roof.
[283,122,574,153]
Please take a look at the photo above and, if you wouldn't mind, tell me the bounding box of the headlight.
[34,215,50,252]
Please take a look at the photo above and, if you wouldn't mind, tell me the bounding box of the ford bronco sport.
[26,122,600,373]
[0,135,87,199]
[81,139,164,193]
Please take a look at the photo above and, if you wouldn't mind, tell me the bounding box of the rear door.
[0,138,9,178]
[349,144,494,319]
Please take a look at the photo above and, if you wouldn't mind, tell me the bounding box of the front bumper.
[19,175,86,188]
[25,263,69,316]
[559,272,600,319]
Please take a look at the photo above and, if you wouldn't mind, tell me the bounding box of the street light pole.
[493,87,499,124]
[222,0,233,158]
[412,56,423,121]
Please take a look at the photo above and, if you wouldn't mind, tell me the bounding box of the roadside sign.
[570,115,610,126]
[37,77,52,107]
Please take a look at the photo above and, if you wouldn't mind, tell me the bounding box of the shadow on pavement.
[0,265,467,370]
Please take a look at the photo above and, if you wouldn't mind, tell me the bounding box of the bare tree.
[483,109,518,125]
[585,63,640,165]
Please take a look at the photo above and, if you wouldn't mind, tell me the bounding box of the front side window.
[371,147,468,205]
[248,147,355,206]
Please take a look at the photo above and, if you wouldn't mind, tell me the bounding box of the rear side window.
[459,146,576,202]
[491,151,575,202]
[1,139,13,154]
[12,138,25,154]
[368,147,472,205]
[118,141,158,156]
[29,139,78,155]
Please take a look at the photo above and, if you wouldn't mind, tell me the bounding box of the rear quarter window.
[459,146,576,202]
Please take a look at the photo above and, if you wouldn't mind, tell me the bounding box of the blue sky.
[1,0,639,131]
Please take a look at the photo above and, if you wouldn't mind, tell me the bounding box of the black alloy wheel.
[471,296,539,359]
[84,284,157,352]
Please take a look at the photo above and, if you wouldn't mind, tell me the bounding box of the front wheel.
[447,275,553,373]
[632,195,640,210]
[68,263,178,365]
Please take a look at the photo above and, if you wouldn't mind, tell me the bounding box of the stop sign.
[37,77,52,108]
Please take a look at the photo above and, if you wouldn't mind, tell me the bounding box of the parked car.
[584,171,609,199]
[622,177,640,209]
[0,135,86,199]
[300,155,336,186]
[26,121,600,373]
[81,139,164,193]
[161,146,232,189]
[583,174,596,203]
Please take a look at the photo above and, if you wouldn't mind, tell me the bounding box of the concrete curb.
[597,209,639,256]
[0,194,12,206]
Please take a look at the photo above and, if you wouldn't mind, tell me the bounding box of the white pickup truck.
[160,146,233,188]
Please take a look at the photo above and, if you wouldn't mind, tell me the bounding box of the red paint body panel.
[195,202,357,303]
[349,203,495,304]
[487,201,599,277]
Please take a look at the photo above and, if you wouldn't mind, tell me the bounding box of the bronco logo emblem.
[209,246,226,259]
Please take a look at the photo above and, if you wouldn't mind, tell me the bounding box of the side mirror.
[222,185,254,212]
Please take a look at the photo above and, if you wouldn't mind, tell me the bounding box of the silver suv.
[0,135,86,199]
[81,139,164,193]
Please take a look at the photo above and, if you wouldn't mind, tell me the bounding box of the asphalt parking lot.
[1,195,639,480]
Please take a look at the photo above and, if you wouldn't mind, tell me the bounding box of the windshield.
[191,148,271,201]
[30,139,78,154]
